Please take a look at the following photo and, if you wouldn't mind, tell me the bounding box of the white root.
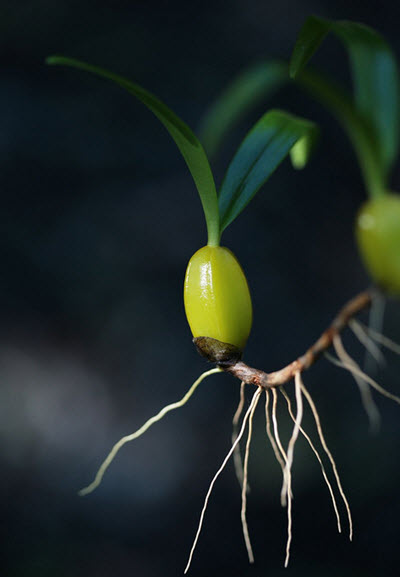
[333,334,381,431]
[264,389,286,475]
[280,387,342,534]
[326,337,400,407]
[300,380,353,541]
[79,367,222,497]
[241,387,260,563]
[363,291,386,375]
[282,372,303,568]
[232,381,246,489]
[349,319,386,366]
[271,388,290,505]
[184,387,262,574]
[355,320,400,356]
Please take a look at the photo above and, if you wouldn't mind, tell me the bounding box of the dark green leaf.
[218,110,318,232]
[290,16,399,178]
[46,56,221,246]
[289,16,331,80]
[198,61,289,160]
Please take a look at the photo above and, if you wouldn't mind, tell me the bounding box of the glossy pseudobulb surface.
[356,194,400,295]
[184,246,252,350]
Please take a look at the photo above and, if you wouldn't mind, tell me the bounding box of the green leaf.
[218,110,318,232]
[295,69,384,199]
[290,16,399,180]
[199,61,289,160]
[289,16,331,80]
[46,56,221,246]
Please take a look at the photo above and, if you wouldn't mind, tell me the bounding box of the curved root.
[79,367,222,496]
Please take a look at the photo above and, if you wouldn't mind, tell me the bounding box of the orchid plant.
[46,15,400,573]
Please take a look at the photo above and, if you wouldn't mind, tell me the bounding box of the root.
[282,372,303,568]
[79,367,222,497]
[301,381,353,541]
[232,381,246,489]
[349,319,386,366]
[326,336,400,407]
[184,387,262,574]
[363,291,386,375]
[281,373,303,504]
[264,389,286,475]
[271,388,290,504]
[355,320,400,356]
[268,388,297,566]
[280,387,342,534]
[333,334,381,431]
[241,387,260,564]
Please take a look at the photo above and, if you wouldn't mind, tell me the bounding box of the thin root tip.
[78,485,94,497]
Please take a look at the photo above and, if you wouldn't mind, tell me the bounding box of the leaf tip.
[288,59,301,80]
[45,55,57,65]
[45,55,65,67]
[290,127,319,170]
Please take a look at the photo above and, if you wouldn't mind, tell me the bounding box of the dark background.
[2,1,400,576]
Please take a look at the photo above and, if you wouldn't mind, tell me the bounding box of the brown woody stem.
[200,289,374,389]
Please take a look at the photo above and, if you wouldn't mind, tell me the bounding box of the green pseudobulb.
[184,246,252,351]
[356,194,400,295]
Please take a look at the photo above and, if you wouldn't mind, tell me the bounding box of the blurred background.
[2,1,400,576]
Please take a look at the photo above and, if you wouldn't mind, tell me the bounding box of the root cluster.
[77,288,400,572]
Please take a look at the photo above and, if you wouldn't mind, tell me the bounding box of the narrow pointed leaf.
[198,61,289,159]
[290,16,399,177]
[289,16,331,80]
[218,110,318,232]
[46,56,220,246]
